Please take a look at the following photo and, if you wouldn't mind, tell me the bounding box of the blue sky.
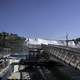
[0,0,80,40]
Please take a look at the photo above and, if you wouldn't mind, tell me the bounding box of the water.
[10,53,28,60]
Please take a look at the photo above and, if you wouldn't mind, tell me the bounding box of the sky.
[0,0,80,40]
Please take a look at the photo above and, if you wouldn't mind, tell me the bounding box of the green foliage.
[0,32,26,52]
[73,38,80,44]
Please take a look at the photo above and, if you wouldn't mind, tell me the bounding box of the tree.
[0,32,26,53]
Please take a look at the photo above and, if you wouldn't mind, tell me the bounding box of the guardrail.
[42,45,80,71]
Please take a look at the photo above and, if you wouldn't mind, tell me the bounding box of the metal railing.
[42,45,80,71]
